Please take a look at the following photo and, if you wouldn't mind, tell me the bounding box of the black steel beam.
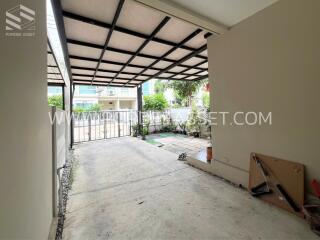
[91,0,124,84]
[108,16,170,85]
[125,29,202,86]
[47,82,65,86]
[73,82,136,88]
[67,39,207,70]
[63,10,207,59]
[204,32,213,39]
[73,78,137,86]
[62,85,65,110]
[72,73,198,82]
[193,74,209,81]
[137,85,143,135]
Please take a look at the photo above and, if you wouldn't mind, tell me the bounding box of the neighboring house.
[73,85,137,111]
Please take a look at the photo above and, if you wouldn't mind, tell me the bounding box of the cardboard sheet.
[249,153,304,215]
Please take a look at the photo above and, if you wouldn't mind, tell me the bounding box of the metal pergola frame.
[47,40,66,111]
[51,0,75,146]
[47,40,65,86]
[51,0,210,88]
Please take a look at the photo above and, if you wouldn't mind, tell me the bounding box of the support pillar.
[70,84,74,148]
[137,85,143,135]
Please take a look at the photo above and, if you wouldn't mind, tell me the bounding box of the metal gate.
[74,110,137,143]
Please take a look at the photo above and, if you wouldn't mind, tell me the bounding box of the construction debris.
[249,153,304,215]
[178,153,187,161]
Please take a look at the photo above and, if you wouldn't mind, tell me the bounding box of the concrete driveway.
[63,137,316,240]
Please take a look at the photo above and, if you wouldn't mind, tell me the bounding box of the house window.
[106,87,116,96]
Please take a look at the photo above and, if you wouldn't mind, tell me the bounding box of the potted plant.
[160,117,165,132]
[207,143,213,162]
[206,125,213,162]
[132,124,139,137]
[141,127,148,140]
[144,119,150,134]
[187,105,201,138]
[167,118,178,133]
[179,121,187,135]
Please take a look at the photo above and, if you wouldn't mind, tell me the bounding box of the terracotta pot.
[207,146,212,162]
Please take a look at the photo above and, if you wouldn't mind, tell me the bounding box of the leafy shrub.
[142,127,149,136]
[48,95,63,109]
[202,92,210,110]
[73,104,102,113]
[73,107,86,113]
[144,120,150,134]
[143,93,168,111]
[87,103,102,112]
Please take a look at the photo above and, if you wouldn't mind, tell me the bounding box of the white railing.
[73,107,209,143]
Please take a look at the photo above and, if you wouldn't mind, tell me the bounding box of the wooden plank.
[249,153,304,216]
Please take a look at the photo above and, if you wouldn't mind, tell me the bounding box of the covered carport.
[51,0,211,147]
[2,0,319,239]
[46,0,317,239]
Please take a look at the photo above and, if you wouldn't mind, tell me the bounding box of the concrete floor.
[146,133,208,158]
[63,137,316,240]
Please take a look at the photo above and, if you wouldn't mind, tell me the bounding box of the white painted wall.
[207,0,320,192]
[0,0,53,239]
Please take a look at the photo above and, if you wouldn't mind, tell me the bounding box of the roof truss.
[53,0,210,87]
[47,40,65,86]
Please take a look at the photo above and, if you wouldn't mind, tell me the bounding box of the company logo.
[5,4,35,37]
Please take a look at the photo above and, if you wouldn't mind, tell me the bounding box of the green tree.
[154,80,167,94]
[202,92,210,110]
[143,93,168,111]
[168,80,205,107]
[48,95,63,109]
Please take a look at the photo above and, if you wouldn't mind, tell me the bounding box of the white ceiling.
[167,0,278,27]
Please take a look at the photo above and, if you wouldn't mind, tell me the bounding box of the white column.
[115,99,120,110]
[0,0,52,238]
